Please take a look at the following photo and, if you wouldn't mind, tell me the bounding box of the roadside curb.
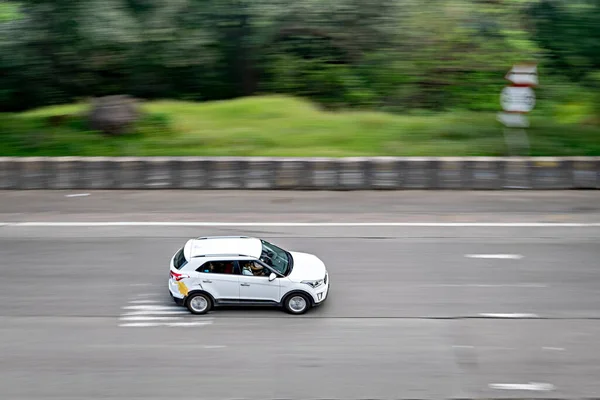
[0,157,598,190]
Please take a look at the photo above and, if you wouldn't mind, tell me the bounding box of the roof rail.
[196,236,250,240]
[192,254,253,258]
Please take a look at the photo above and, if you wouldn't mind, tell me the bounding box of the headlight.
[302,279,324,288]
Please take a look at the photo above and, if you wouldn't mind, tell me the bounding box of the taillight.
[170,271,189,281]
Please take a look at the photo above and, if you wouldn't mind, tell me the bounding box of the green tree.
[1,0,597,113]
[527,0,600,116]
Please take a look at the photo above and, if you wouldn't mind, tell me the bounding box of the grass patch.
[1,95,600,156]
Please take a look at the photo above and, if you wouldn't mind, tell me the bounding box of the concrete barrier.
[0,157,17,189]
[177,157,208,189]
[81,157,115,189]
[467,157,504,189]
[529,158,572,189]
[370,158,400,189]
[0,157,597,190]
[273,158,307,189]
[17,157,50,189]
[144,157,176,189]
[115,157,144,189]
[437,158,467,189]
[338,158,368,190]
[244,158,275,189]
[49,157,82,189]
[403,158,436,189]
[311,158,339,189]
[504,157,531,189]
[572,157,599,189]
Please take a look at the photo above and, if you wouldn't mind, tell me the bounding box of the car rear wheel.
[185,293,212,315]
[283,293,311,315]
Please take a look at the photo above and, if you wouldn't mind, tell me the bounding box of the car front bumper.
[312,277,330,306]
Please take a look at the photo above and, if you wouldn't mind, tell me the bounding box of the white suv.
[168,236,330,315]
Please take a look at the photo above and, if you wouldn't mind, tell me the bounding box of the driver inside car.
[241,261,268,276]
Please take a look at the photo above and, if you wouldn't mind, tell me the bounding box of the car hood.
[287,251,327,282]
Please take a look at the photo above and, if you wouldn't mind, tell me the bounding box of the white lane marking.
[489,382,555,391]
[118,322,211,327]
[465,254,523,259]
[479,313,539,318]
[123,310,190,316]
[128,300,161,304]
[119,316,184,321]
[455,345,519,350]
[64,193,90,198]
[543,347,565,351]
[165,322,213,327]
[88,344,225,348]
[119,293,213,327]
[122,305,183,311]
[3,222,600,227]
[422,284,546,288]
[129,283,154,287]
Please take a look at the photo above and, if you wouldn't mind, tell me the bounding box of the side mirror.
[269,273,277,282]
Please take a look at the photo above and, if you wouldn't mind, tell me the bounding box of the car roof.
[183,236,262,260]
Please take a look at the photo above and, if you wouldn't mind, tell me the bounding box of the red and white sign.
[501,86,535,113]
[505,64,538,87]
[500,63,537,119]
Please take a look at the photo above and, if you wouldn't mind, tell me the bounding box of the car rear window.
[173,248,188,270]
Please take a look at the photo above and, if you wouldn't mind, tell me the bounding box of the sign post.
[498,63,538,156]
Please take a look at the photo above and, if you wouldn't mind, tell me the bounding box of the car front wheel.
[185,293,212,315]
[283,293,311,315]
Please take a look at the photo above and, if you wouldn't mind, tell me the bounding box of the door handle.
[241,283,250,287]
[202,280,212,283]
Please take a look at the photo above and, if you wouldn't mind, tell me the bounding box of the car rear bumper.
[170,292,185,306]
[169,279,185,305]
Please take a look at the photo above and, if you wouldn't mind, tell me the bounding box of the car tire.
[185,292,212,315]
[283,293,311,315]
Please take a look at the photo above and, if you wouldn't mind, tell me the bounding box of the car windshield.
[260,240,291,275]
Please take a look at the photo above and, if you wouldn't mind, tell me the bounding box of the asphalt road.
[1,191,599,400]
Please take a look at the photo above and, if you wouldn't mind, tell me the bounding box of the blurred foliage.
[2,96,600,156]
[0,0,598,115]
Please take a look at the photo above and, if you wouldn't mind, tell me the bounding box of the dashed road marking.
[422,283,545,288]
[118,318,213,328]
[128,300,161,304]
[165,322,213,327]
[123,310,190,316]
[120,316,184,321]
[88,344,226,348]
[543,347,565,351]
[489,382,555,391]
[466,254,523,259]
[64,193,90,198]
[122,305,184,311]
[479,313,539,318]
[118,296,212,328]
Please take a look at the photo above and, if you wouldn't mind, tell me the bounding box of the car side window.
[239,260,271,277]
[197,260,238,275]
